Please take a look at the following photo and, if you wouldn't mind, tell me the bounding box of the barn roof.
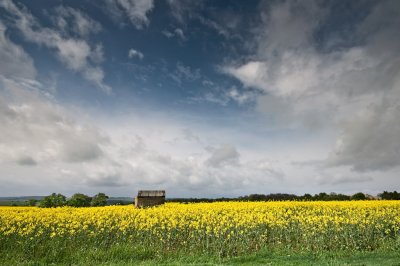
[137,190,165,197]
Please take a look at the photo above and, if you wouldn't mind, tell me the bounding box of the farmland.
[1,201,400,265]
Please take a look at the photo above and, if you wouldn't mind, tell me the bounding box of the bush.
[351,192,367,200]
[39,193,66,208]
[67,193,92,207]
[27,199,38,206]
[91,193,109,206]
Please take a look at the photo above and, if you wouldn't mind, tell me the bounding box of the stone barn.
[135,190,165,208]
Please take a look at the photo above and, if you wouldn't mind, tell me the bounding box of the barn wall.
[135,196,165,208]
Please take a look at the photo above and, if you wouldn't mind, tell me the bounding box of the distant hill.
[0,196,45,201]
[106,197,133,205]
[0,196,134,206]
[0,196,44,206]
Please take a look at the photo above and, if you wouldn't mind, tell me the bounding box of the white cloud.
[202,92,229,106]
[0,74,289,196]
[104,0,154,29]
[207,144,239,167]
[56,39,91,70]
[226,87,257,105]
[128,48,144,59]
[224,61,268,92]
[174,28,186,40]
[83,161,126,187]
[90,44,104,64]
[0,78,391,197]
[1,0,399,197]
[162,28,186,41]
[0,21,36,80]
[166,0,203,24]
[52,6,102,37]
[0,0,111,93]
[169,62,201,85]
[0,77,107,166]
[166,0,239,40]
[162,30,174,38]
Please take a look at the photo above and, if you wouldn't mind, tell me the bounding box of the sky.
[0,0,399,198]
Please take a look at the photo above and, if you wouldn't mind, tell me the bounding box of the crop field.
[1,201,400,265]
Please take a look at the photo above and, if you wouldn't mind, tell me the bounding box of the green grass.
[0,200,27,206]
[1,243,399,266]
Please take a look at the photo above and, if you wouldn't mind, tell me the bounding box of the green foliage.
[378,191,400,200]
[67,193,92,207]
[1,237,400,265]
[91,193,109,206]
[27,199,38,206]
[351,192,367,200]
[37,193,109,208]
[39,193,66,208]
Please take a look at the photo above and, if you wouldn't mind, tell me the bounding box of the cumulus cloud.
[0,75,292,196]
[207,144,239,167]
[223,0,400,172]
[83,161,126,187]
[128,48,144,59]
[104,0,154,29]
[0,77,107,166]
[327,100,400,172]
[0,0,111,93]
[224,62,268,92]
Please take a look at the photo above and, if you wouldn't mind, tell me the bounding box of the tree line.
[31,190,400,207]
[36,193,109,208]
[167,191,400,203]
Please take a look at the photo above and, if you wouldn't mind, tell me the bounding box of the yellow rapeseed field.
[1,201,400,254]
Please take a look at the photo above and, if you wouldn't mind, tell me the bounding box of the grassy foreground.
[1,243,400,265]
[1,201,400,265]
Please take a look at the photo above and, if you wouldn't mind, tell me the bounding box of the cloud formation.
[169,62,201,85]
[0,73,286,196]
[0,0,111,93]
[0,22,36,80]
[104,0,154,29]
[128,48,144,59]
[51,6,102,37]
[207,144,239,167]
[1,0,399,197]
[0,77,107,166]
[162,28,186,41]
[223,0,400,172]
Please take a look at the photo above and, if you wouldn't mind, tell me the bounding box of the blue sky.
[0,0,399,197]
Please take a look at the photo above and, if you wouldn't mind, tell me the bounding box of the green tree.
[378,191,400,200]
[39,193,66,208]
[315,192,328,200]
[351,192,367,200]
[91,193,109,206]
[68,193,92,207]
[27,199,38,206]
